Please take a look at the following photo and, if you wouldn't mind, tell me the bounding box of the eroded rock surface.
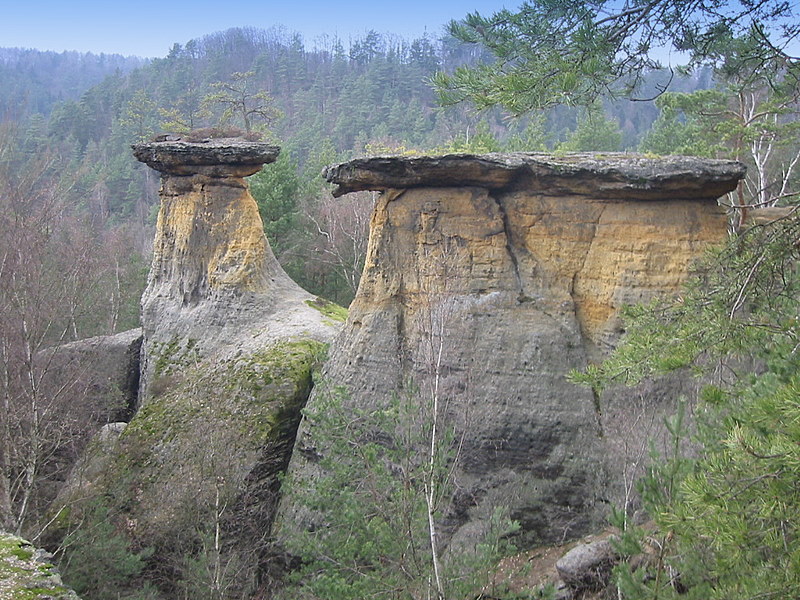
[284,152,744,549]
[325,152,744,200]
[44,328,142,424]
[132,137,334,379]
[56,138,341,597]
[13,329,143,524]
[132,137,279,177]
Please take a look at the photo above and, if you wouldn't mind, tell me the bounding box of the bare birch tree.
[304,190,373,297]
[0,122,142,534]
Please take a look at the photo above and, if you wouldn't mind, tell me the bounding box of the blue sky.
[2,0,515,58]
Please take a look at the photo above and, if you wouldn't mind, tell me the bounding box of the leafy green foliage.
[437,120,502,153]
[573,211,800,598]
[611,373,800,600]
[638,98,720,157]
[249,150,302,257]
[279,384,517,600]
[504,113,549,151]
[119,90,158,142]
[435,1,798,113]
[673,374,800,598]
[58,500,154,600]
[557,102,622,152]
[639,30,800,219]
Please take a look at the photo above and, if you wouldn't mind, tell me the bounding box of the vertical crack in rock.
[488,190,528,302]
[570,203,604,349]
[395,299,412,382]
[590,387,605,439]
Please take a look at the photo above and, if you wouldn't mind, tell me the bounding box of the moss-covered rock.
[118,339,326,488]
[0,533,80,599]
[56,339,326,597]
[305,297,348,324]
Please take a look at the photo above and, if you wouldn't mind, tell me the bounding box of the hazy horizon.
[2,0,513,58]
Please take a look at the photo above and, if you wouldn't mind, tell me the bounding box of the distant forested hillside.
[0,26,713,309]
[0,48,145,118]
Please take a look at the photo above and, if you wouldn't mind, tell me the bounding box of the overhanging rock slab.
[324,152,745,200]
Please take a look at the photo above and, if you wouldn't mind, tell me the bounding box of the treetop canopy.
[434,0,800,113]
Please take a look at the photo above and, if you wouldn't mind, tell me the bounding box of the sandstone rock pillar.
[286,152,745,549]
[132,137,337,392]
[51,138,343,595]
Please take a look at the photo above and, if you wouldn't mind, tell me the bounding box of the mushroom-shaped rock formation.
[322,152,746,351]
[54,137,343,597]
[325,152,745,201]
[131,137,332,361]
[280,152,745,550]
[132,137,280,177]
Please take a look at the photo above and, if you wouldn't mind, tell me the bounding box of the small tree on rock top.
[204,71,282,134]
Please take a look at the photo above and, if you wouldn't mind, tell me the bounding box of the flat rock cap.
[324,152,746,200]
[132,137,280,177]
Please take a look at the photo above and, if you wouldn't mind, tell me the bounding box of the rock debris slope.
[284,152,745,549]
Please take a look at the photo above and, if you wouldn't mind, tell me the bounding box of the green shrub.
[58,500,153,600]
[577,214,800,599]
[278,383,518,600]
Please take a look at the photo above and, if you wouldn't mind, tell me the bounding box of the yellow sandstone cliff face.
[153,174,276,300]
[281,153,745,550]
[503,192,728,350]
[136,139,292,317]
[357,182,728,356]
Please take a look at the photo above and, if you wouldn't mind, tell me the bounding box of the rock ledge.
[0,532,80,599]
[132,137,280,176]
[324,152,745,199]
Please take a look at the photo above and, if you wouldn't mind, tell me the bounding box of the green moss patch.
[88,339,327,541]
[151,336,200,378]
[0,533,76,599]
[54,338,330,598]
[127,339,326,444]
[305,297,348,323]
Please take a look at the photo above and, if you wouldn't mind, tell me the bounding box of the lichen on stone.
[0,533,79,599]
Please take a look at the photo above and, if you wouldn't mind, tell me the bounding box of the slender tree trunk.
[424,281,449,600]
[0,360,14,530]
[212,479,223,600]
[16,320,42,534]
